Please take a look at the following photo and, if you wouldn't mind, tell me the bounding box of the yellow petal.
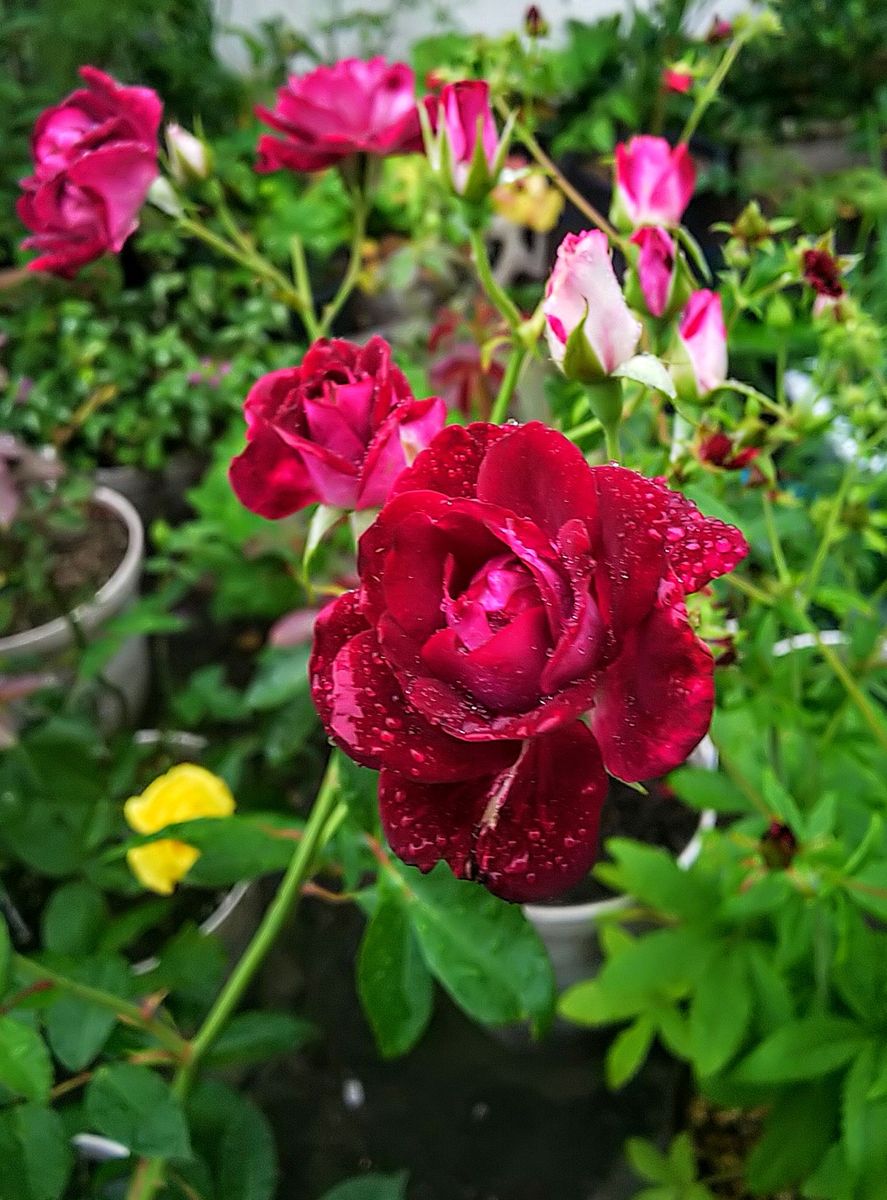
[127,840,201,895]
[124,763,235,834]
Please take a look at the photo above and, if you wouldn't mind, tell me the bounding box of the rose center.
[443,553,540,650]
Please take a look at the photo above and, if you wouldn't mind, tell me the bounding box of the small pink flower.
[18,67,161,277]
[630,226,677,318]
[256,58,423,174]
[613,136,695,228]
[663,68,693,94]
[543,230,641,380]
[678,290,728,398]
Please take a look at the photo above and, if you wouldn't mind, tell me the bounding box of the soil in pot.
[3,499,128,636]
[688,1096,796,1200]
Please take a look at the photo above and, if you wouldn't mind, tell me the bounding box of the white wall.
[214,0,751,70]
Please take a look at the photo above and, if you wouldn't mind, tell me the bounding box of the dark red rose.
[761,821,798,869]
[309,422,748,901]
[17,66,161,277]
[256,57,424,174]
[803,249,844,298]
[229,337,446,518]
[698,431,759,471]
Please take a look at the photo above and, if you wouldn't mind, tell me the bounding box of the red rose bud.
[256,57,424,173]
[663,68,693,95]
[18,66,161,277]
[613,136,695,229]
[524,5,549,37]
[627,225,690,319]
[544,230,641,383]
[310,421,748,901]
[423,80,512,202]
[672,290,728,402]
[698,431,759,471]
[229,336,446,517]
[706,17,732,42]
[803,248,845,298]
[761,821,798,869]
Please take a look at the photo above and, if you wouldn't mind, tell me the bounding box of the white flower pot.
[0,486,149,731]
[523,737,718,991]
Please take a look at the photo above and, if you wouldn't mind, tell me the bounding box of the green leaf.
[848,864,887,921]
[245,646,311,712]
[593,927,711,1006]
[602,840,716,920]
[0,1016,52,1102]
[42,881,108,957]
[690,947,753,1075]
[45,954,131,1071]
[123,815,297,885]
[397,863,555,1029]
[204,1012,317,1067]
[606,1015,656,1089]
[612,353,676,398]
[0,917,10,997]
[667,1132,698,1185]
[358,891,434,1059]
[843,1043,878,1172]
[86,1063,192,1159]
[761,768,804,829]
[185,1080,278,1200]
[669,766,751,814]
[560,977,644,1026]
[0,1105,73,1200]
[318,1172,409,1200]
[626,1137,671,1184]
[733,1017,866,1084]
[304,504,345,576]
[745,1082,836,1192]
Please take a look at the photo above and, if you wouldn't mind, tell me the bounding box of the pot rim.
[0,485,143,654]
[523,734,718,929]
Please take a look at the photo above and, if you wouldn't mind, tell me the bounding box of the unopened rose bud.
[422,81,512,204]
[524,5,548,37]
[165,122,212,184]
[671,290,728,402]
[761,821,798,870]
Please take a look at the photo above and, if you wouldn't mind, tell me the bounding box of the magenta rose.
[256,57,424,173]
[629,226,679,318]
[676,289,728,400]
[229,337,446,517]
[613,135,695,229]
[18,66,161,277]
[309,421,748,901]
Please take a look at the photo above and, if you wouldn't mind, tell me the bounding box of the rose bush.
[310,419,747,901]
[256,57,424,174]
[229,336,446,517]
[17,66,161,276]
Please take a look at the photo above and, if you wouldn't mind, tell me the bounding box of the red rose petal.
[475,421,598,538]
[309,591,370,730]
[653,479,749,593]
[391,422,510,499]
[379,721,608,902]
[591,585,714,781]
[229,423,319,519]
[591,465,668,634]
[328,629,517,782]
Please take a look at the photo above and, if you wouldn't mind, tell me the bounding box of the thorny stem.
[126,757,346,1200]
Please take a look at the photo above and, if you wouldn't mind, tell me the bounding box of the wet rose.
[543,229,641,382]
[229,336,446,518]
[310,421,747,901]
[18,66,161,277]
[256,57,424,173]
[613,136,695,229]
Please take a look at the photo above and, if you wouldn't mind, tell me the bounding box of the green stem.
[467,225,523,333]
[563,415,602,443]
[126,758,346,1200]
[803,461,854,601]
[604,422,621,462]
[318,190,368,337]
[290,236,320,340]
[796,619,887,754]
[679,32,748,145]
[489,346,527,423]
[177,217,307,317]
[762,493,791,586]
[13,956,186,1059]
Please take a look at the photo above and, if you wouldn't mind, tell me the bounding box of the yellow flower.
[124,764,235,895]
[492,169,564,234]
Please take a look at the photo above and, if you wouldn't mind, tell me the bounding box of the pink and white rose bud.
[165,123,212,184]
[675,290,728,400]
[627,226,688,319]
[543,229,642,383]
[613,135,695,229]
[424,81,511,202]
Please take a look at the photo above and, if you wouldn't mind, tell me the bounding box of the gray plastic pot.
[0,486,149,731]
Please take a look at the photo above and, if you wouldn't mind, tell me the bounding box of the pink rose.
[543,230,641,381]
[629,226,679,318]
[426,80,505,200]
[256,58,424,173]
[17,66,161,277]
[677,290,728,399]
[613,135,695,229]
[663,68,693,95]
[229,337,446,517]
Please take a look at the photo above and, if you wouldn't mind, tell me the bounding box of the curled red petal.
[391,421,510,499]
[591,584,714,782]
[229,422,319,519]
[327,628,517,782]
[591,465,668,633]
[379,721,608,902]
[309,591,371,731]
[475,421,598,537]
[653,479,749,593]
